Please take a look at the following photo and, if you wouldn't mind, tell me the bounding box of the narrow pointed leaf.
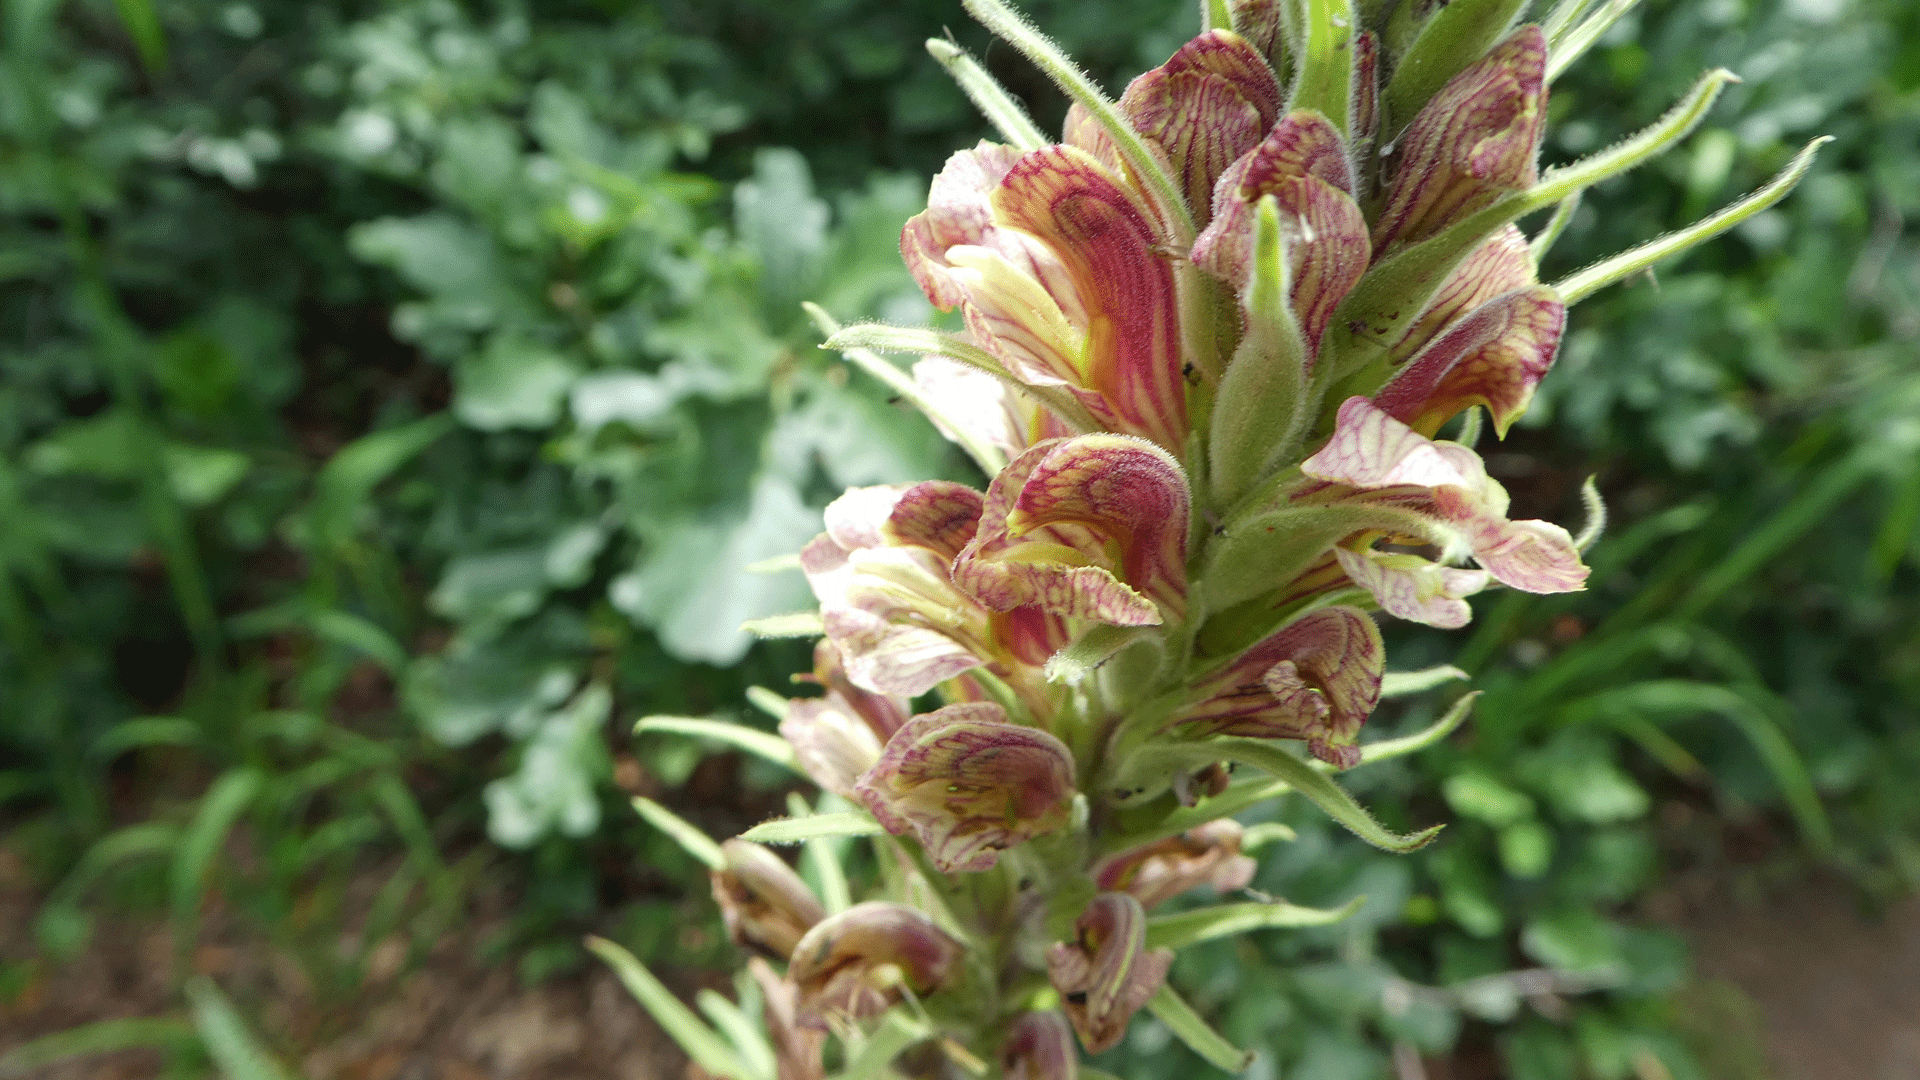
[823,323,1099,433]
[807,302,1008,476]
[1379,665,1469,698]
[588,936,752,1080]
[1573,476,1607,552]
[632,797,727,869]
[926,39,1049,151]
[747,686,790,721]
[1347,690,1479,767]
[741,612,827,639]
[172,768,263,932]
[697,990,777,1080]
[1529,192,1582,266]
[1546,0,1644,81]
[1145,984,1254,1072]
[185,978,297,1080]
[635,717,801,772]
[1554,137,1832,305]
[1146,895,1364,948]
[0,1019,194,1077]
[740,811,887,846]
[1212,740,1443,850]
[960,0,1197,238]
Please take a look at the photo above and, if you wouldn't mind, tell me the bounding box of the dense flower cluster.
[617,0,1826,1075]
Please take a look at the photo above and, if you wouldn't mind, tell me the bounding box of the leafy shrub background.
[1,0,1916,1076]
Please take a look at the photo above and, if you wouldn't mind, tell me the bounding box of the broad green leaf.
[308,609,408,673]
[587,936,751,1080]
[1145,984,1253,1072]
[453,337,579,431]
[307,414,455,550]
[483,687,612,847]
[632,797,727,869]
[1212,741,1443,852]
[635,716,801,772]
[1146,896,1365,949]
[739,811,885,846]
[186,978,298,1080]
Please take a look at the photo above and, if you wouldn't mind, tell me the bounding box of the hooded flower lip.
[1385,224,1536,365]
[1001,1011,1079,1080]
[783,641,910,797]
[1300,397,1587,624]
[1371,284,1566,438]
[802,482,994,697]
[1372,26,1548,255]
[1119,30,1283,227]
[953,435,1191,626]
[711,839,827,960]
[853,702,1076,873]
[1045,893,1173,1054]
[1192,110,1372,358]
[787,901,964,1027]
[749,958,826,1080]
[1171,605,1385,768]
[903,142,1190,452]
[1093,820,1257,909]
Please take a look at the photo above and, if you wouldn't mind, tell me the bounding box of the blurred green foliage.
[2,0,1917,1076]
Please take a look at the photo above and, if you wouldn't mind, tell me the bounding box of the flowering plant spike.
[615,0,1827,1075]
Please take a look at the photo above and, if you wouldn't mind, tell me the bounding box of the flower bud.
[1001,1011,1079,1080]
[1045,893,1172,1053]
[1172,606,1385,768]
[1119,30,1283,226]
[1372,26,1547,253]
[954,435,1191,626]
[710,840,826,960]
[1093,820,1257,909]
[788,902,964,1026]
[854,703,1076,873]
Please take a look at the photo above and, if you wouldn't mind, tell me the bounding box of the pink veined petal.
[1301,396,1479,490]
[1351,30,1380,151]
[853,703,1077,873]
[1334,546,1492,629]
[780,695,885,798]
[902,142,1025,309]
[954,436,1192,625]
[1372,285,1566,436]
[1372,26,1548,254]
[882,480,985,561]
[1045,894,1173,1054]
[1001,1012,1080,1080]
[1120,30,1284,226]
[788,902,964,1026]
[1173,605,1385,767]
[1386,224,1536,365]
[991,147,1189,450]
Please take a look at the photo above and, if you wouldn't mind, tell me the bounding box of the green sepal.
[842,1009,933,1080]
[740,611,826,639]
[1381,0,1532,132]
[1145,895,1364,948]
[739,810,887,845]
[1202,505,1379,611]
[1044,623,1159,684]
[1286,0,1357,138]
[1207,197,1312,507]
